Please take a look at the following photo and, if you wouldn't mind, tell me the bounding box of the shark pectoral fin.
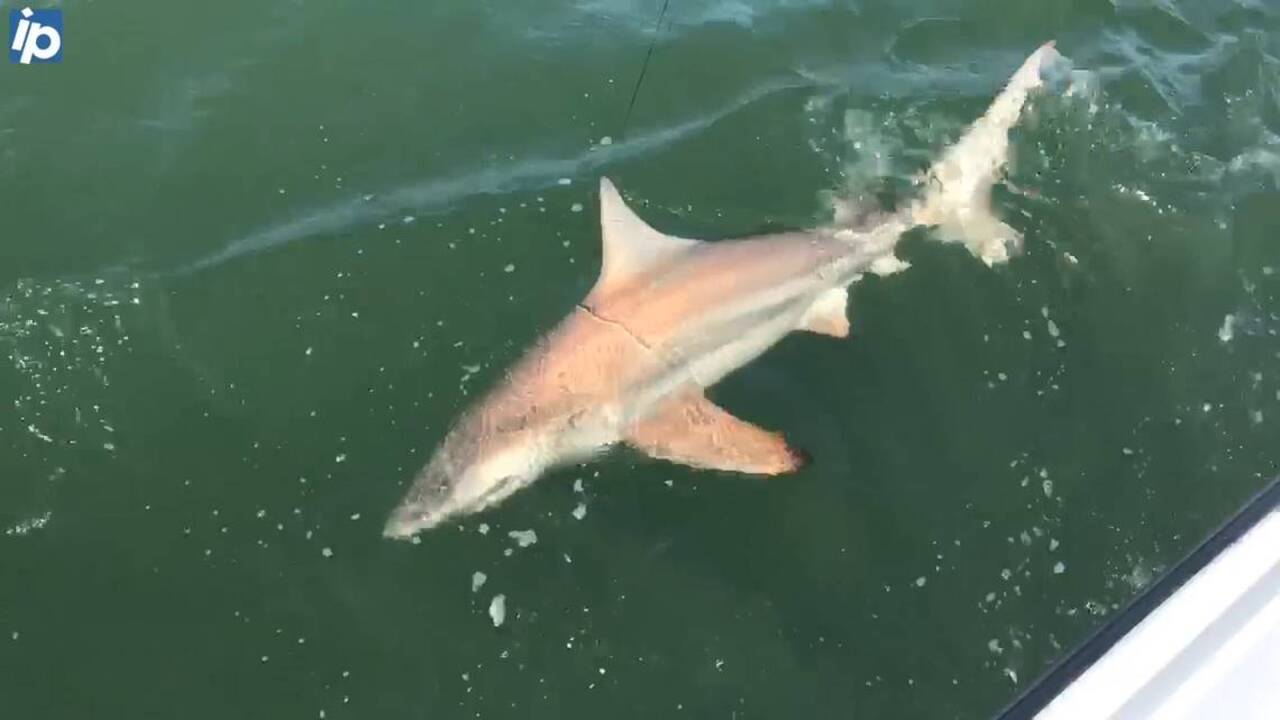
[626,394,807,475]
[799,287,850,338]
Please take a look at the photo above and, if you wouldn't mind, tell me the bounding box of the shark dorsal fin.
[591,178,699,296]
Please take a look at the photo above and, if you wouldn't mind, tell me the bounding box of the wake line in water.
[177,77,814,276]
[511,0,836,43]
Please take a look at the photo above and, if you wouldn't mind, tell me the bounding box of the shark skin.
[383,42,1063,539]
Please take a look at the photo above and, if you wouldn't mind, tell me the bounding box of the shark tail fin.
[910,41,1063,266]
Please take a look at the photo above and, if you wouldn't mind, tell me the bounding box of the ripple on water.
[0,275,141,531]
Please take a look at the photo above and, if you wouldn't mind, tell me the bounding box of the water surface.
[2,0,1279,717]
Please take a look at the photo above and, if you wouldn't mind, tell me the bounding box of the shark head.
[382,410,546,540]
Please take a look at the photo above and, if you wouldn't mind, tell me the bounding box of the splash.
[819,43,1068,267]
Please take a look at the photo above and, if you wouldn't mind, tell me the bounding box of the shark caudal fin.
[911,41,1064,266]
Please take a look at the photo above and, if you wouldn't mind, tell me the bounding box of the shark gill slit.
[577,303,653,351]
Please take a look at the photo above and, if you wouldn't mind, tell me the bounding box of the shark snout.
[382,502,440,540]
[383,461,459,540]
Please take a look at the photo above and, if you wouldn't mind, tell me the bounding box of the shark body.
[384,42,1062,539]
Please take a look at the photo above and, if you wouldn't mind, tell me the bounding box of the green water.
[2,0,1279,717]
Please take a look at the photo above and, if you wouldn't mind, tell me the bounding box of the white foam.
[489,594,506,627]
[508,529,538,547]
[1219,314,1236,343]
[5,512,50,537]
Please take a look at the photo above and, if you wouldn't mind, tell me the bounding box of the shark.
[383,42,1064,539]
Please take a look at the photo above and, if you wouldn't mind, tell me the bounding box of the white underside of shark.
[384,42,1065,539]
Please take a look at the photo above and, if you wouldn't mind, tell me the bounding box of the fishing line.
[619,0,674,139]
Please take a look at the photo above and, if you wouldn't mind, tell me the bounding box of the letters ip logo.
[9,7,62,64]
